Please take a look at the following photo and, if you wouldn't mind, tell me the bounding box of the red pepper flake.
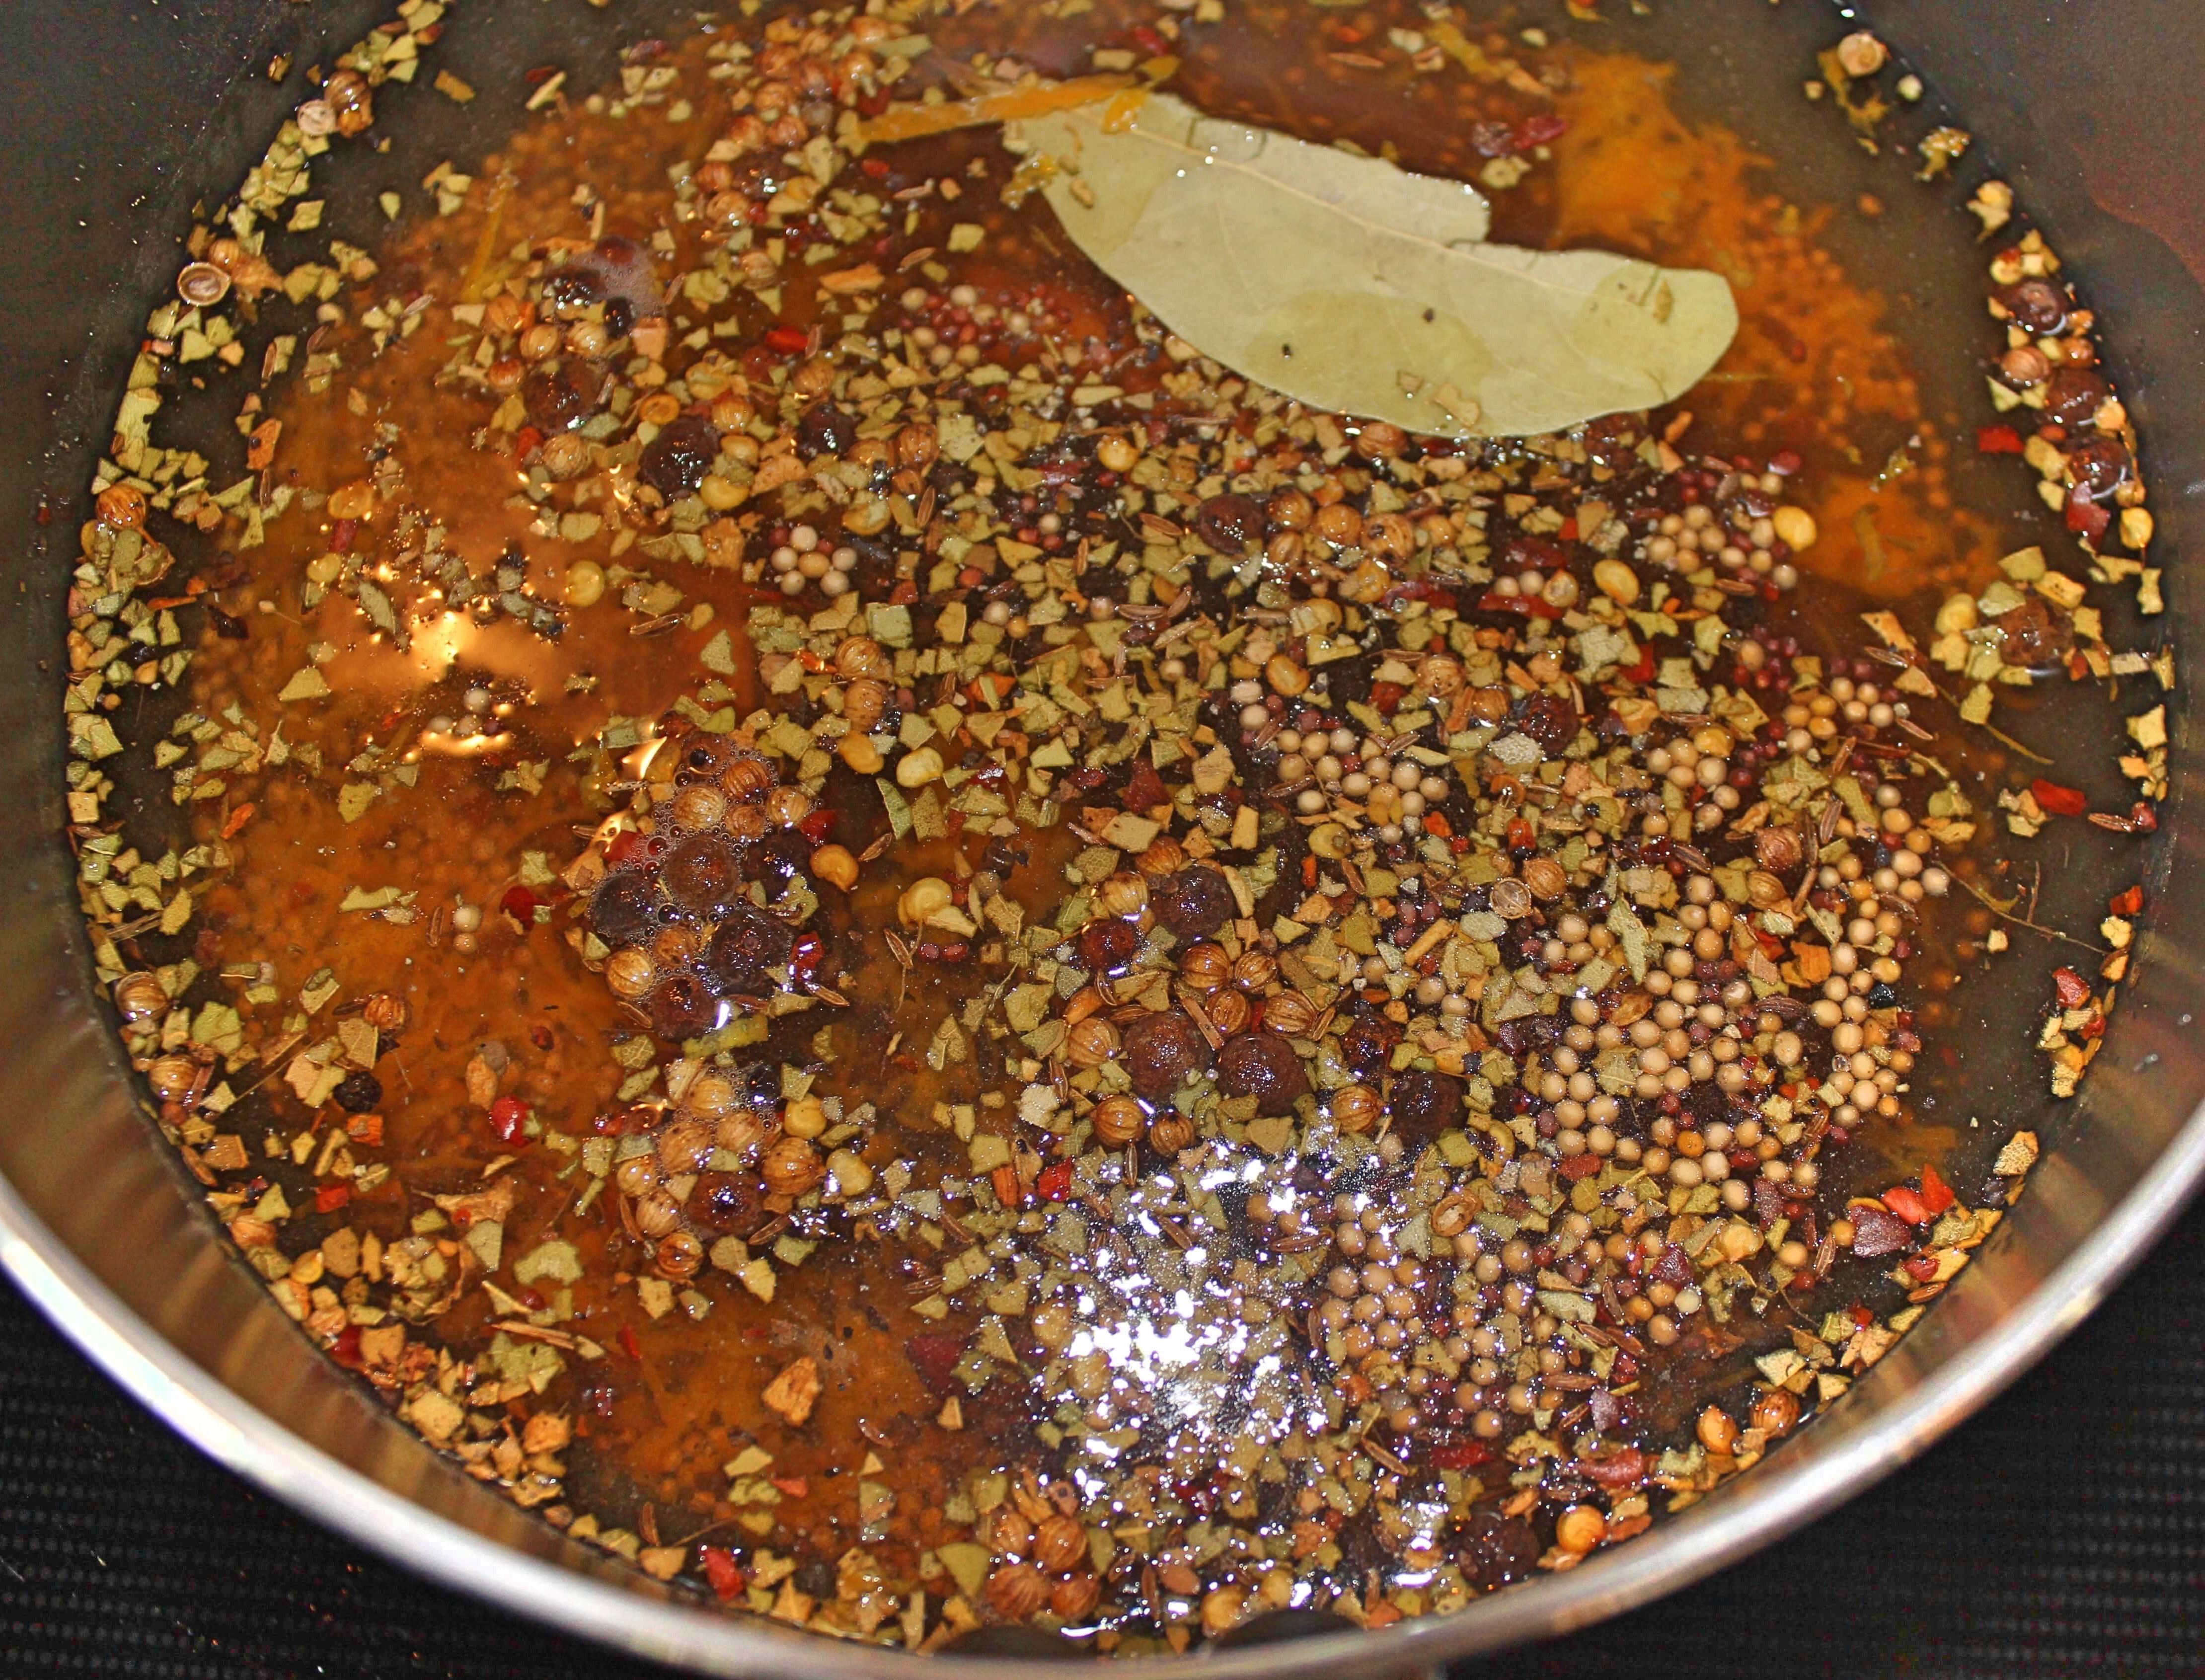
[618,1325,644,1362]
[1428,1439,1496,1470]
[1512,113,1570,151]
[1881,1184,1932,1225]
[767,1475,809,1498]
[2110,885,2145,916]
[1102,764,1162,820]
[1557,1153,1603,1182]
[1575,1447,1647,1489]
[904,1333,967,1392]
[1918,1163,1955,1216]
[1621,643,1657,685]
[1037,1160,1075,1202]
[762,324,808,355]
[797,807,835,844]
[2065,487,2111,543]
[1368,680,1407,714]
[2088,801,2159,835]
[1130,22,1168,55]
[2030,777,2089,817]
[500,885,541,931]
[314,1183,352,1214]
[513,425,545,462]
[790,931,823,987]
[1975,424,2025,455]
[220,802,257,839]
[1849,1303,1876,1328]
[489,1094,532,1147]
[700,1546,746,1601]
[1904,1252,1941,1281]
[1850,1203,1914,1256]
[328,517,358,554]
[331,1324,364,1367]
[2051,966,2092,1009]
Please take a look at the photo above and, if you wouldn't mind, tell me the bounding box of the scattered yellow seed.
[1199,1584,1246,1635]
[896,745,945,787]
[1772,505,1819,550]
[809,842,857,891]
[2121,506,2153,550]
[1834,30,1887,77]
[698,473,745,511]
[826,1149,873,1198]
[564,559,606,608]
[1264,652,1309,696]
[327,479,376,520]
[1555,1505,1608,1554]
[783,1095,828,1139]
[897,876,953,929]
[1697,1407,1740,1454]
[1592,558,1640,606]
[838,733,884,774]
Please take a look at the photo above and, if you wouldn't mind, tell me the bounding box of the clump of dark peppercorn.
[648,972,719,1040]
[636,413,719,497]
[1388,1069,1464,1137]
[1341,1012,1400,1078]
[1123,1011,1210,1098]
[687,1170,763,1234]
[1152,866,1236,941]
[522,361,603,433]
[590,872,662,947]
[1216,1032,1307,1116]
[1195,492,1265,554]
[1512,691,1580,756]
[702,907,792,995]
[796,402,857,458]
[332,1070,382,1113]
[660,832,744,915]
[1078,916,1141,973]
[1456,1511,1540,1590]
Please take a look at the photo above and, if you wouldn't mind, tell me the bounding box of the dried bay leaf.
[1007,91,1737,438]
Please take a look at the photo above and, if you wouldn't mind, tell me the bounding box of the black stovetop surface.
[5,1197,2202,1679]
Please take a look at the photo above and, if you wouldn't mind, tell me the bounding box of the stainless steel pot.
[1,1,2198,1673]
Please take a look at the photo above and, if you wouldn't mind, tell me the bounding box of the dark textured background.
[5,1196,2201,1679]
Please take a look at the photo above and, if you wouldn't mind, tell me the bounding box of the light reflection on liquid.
[1061,1139,1329,1479]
